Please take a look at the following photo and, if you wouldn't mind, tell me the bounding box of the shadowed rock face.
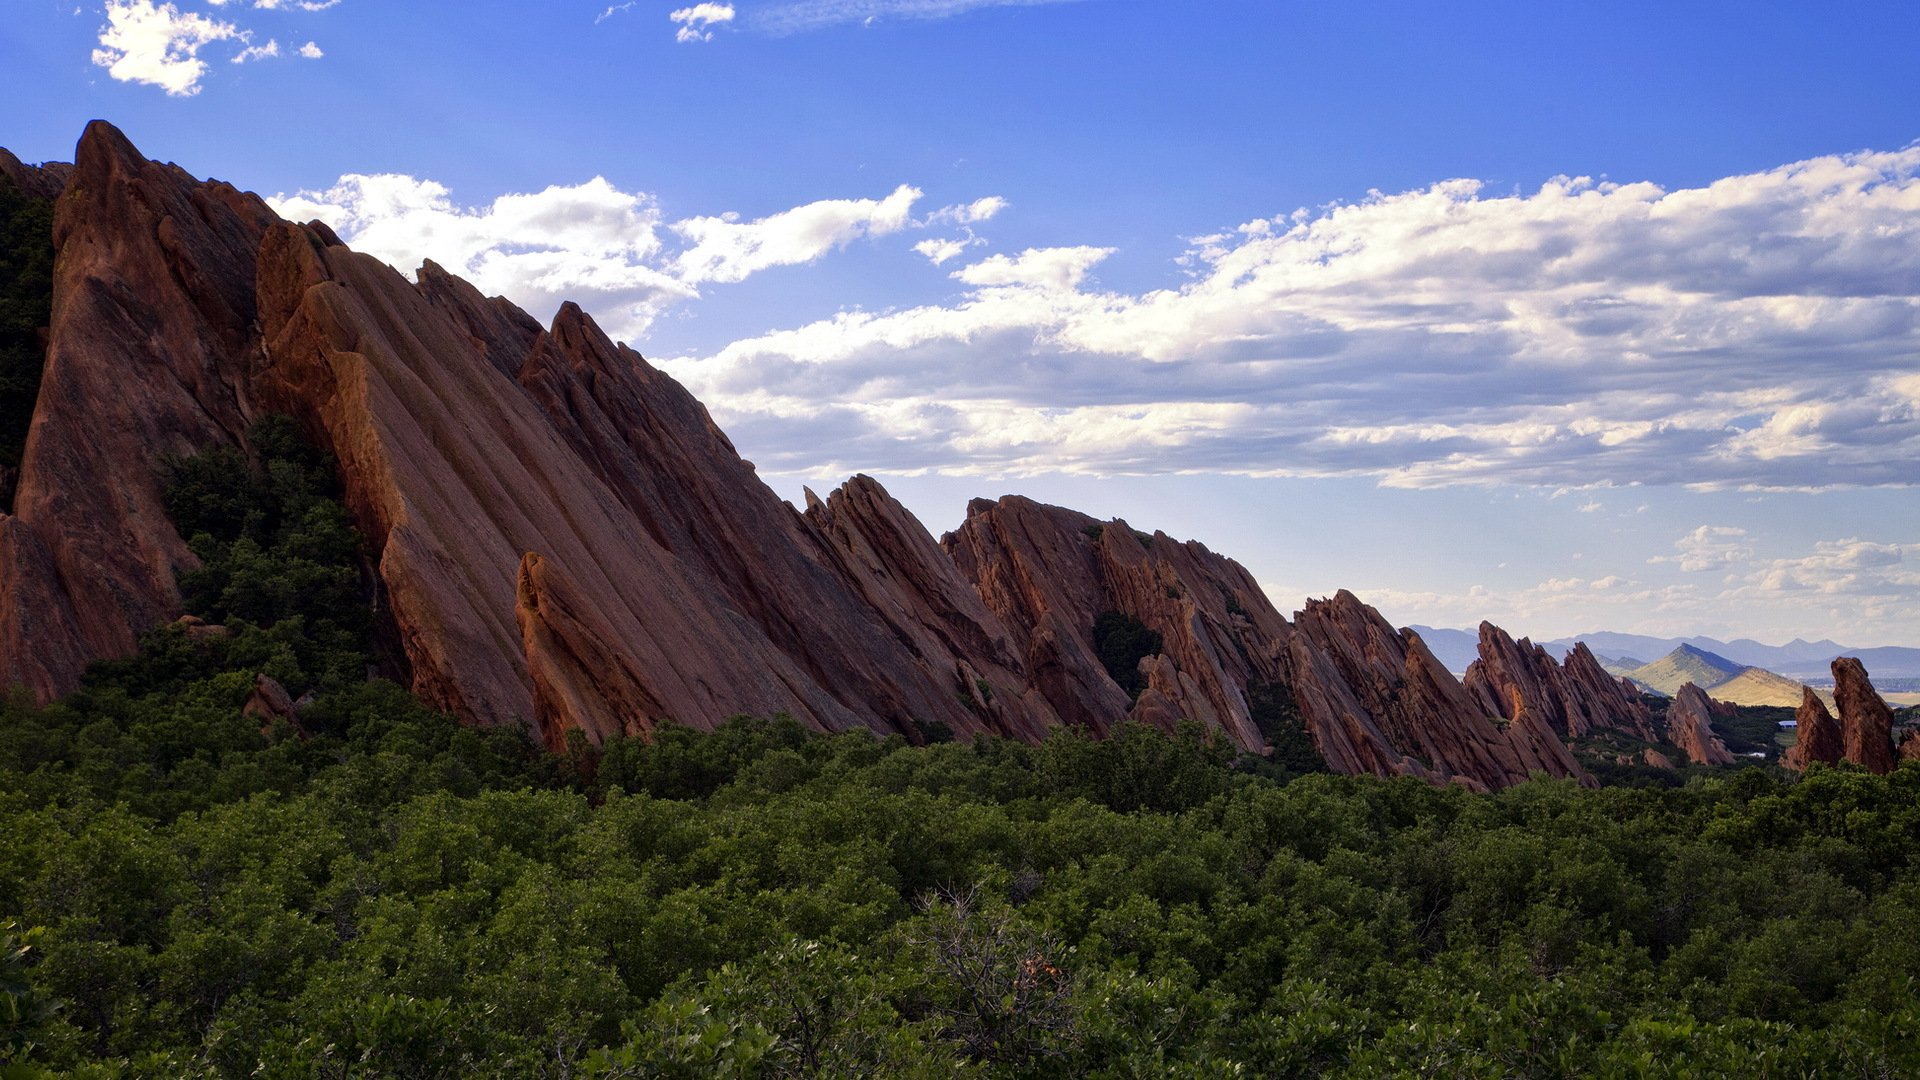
[942,496,1279,751]
[1,123,280,699]
[1783,686,1843,772]
[1831,657,1896,775]
[0,123,1642,791]
[1463,625,1656,744]
[1289,594,1589,790]
[1665,683,1735,767]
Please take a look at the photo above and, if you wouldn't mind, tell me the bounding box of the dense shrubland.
[1,426,1917,1077]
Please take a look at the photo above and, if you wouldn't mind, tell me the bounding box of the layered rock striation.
[1463,624,1656,743]
[0,123,1642,790]
[1831,657,1896,775]
[1783,686,1843,772]
[1664,683,1735,767]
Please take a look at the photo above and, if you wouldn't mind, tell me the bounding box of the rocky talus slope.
[0,123,1668,789]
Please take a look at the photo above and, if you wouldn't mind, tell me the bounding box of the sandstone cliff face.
[1664,683,1735,767]
[1,123,279,698]
[0,150,72,201]
[0,123,1649,792]
[1830,657,1896,775]
[1463,625,1656,744]
[1291,595,1589,790]
[942,497,1277,750]
[1783,686,1843,772]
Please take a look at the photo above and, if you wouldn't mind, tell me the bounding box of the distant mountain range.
[1410,626,1920,682]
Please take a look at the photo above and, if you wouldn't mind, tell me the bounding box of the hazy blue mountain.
[1406,625,1484,673]
[1409,624,1920,681]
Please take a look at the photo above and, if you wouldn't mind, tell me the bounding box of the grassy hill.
[1625,644,1745,696]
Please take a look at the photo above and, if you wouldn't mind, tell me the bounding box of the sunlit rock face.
[0,123,1631,790]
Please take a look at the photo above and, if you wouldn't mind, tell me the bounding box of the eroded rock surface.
[1292,595,1589,790]
[1464,625,1656,743]
[1664,683,1735,767]
[0,123,1665,791]
[1783,686,1843,772]
[1831,657,1896,775]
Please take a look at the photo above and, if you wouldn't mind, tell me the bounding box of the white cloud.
[595,2,636,23]
[297,40,321,58]
[657,147,1920,490]
[92,0,240,96]
[1653,526,1754,572]
[914,237,973,265]
[670,2,735,42]
[754,0,1089,35]
[231,38,278,62]
[271,175,970,339]
[927,195,1008,225]
[672,183,921,284]
[273,174,689,339]
[952,245,1111,291]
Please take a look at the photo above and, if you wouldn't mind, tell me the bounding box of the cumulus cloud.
[658,147,1920,490]
[98,0,330,94]
[754,0,1090,35]
[914,237,974,265]
[1653,526,1755,572]
[273,174,689,339]
[231,38,278,62]
[670,2,735,42]
[270,175,963,339]
[672,184,921,284]
[92,0,241,95]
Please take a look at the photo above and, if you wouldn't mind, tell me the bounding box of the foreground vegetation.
[1,425,1917,1077]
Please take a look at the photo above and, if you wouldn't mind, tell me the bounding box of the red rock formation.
[1830,657,1896,775]
[1,122,279,698]
[1290,594,1589,789]
[1664,683,1734,766]
[0,123,1641,792]
[1782,686,1842,772]
[943,496,1279,750]
[0,149,72,200]
[1561,643,1659,741]
[1899,730,1920,764]
[1463,625,1656,745]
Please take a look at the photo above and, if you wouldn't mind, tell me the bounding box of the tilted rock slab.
[1831,657,1896,775]
[1664,683,1735,767]
[0,123,1634,790]
[1783,686,1843,772]
[1463,624,1656,744]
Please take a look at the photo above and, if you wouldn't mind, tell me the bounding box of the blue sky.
[5,0,1920,646]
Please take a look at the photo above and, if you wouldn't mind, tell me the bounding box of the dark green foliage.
[1245,679,1327,776]
[1091,610,1162,701]
[1713,702,1795,759]
[5,681,1920,1074]
[2,414,1916,1075]
[0,176,56,485]
[150,415,372,693]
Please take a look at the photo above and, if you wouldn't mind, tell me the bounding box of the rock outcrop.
[1783,686,1843,772]
[1664,683,1735,766]
[0,123,1650,792]
[1831,657,1896,775]
[1900,730,1920,764]
[1289,595,1589,789]
[1,122,280,699]
[942,497,1277,750]
[1463,624,1655,743]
